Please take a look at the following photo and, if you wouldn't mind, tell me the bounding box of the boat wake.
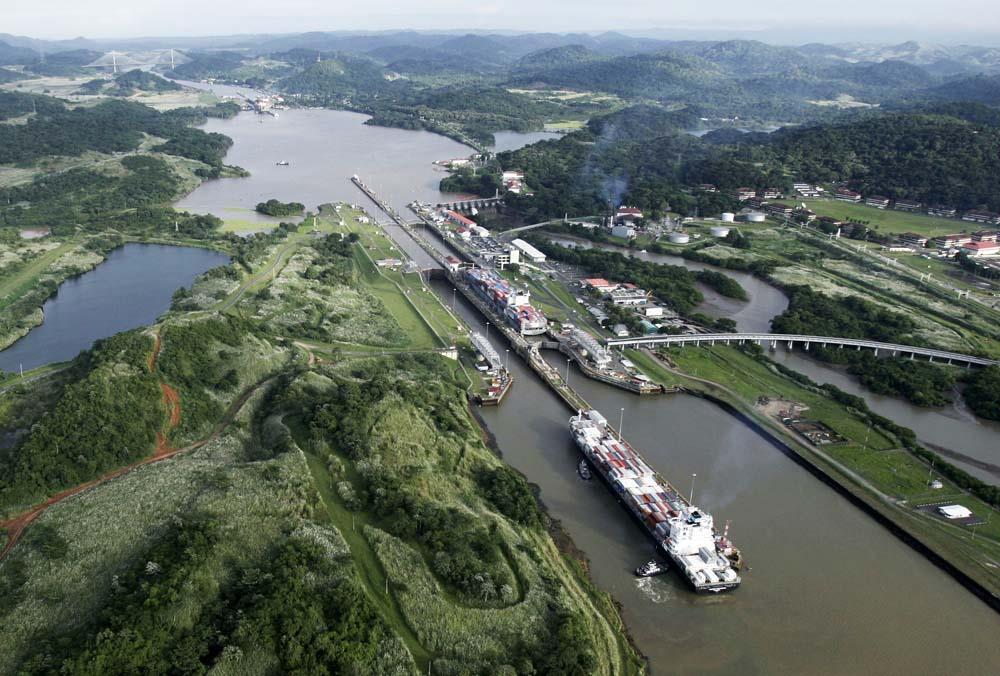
[635,576,675,604]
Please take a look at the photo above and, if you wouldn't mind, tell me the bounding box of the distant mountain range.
[4,31,1000,76]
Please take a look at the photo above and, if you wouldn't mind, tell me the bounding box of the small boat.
[578,459,592,480]
[635,560,668,577]
[276,160,289,166]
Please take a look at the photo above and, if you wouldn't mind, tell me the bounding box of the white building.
[611,224,635,239]
[511,238,546,263]
[938,505,972,520]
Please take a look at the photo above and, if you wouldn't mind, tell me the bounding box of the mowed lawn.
[785,199,966,237]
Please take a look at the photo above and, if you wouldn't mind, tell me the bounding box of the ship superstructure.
[569,410,742,592]
[463,267,548,336]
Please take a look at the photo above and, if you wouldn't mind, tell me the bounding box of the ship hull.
[571,421,741,594]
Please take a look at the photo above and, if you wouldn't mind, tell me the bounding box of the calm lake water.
[162,106,1000,673]
[175,109,474,224]
[490,130,562,153]
[0,244,228,373]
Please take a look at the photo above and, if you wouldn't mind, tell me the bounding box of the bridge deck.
[605,333,998,367]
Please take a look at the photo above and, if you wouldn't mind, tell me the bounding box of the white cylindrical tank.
[709,226,731,238]
[721,212,735,222]
[668,231,691,244]
[747,212,766,223]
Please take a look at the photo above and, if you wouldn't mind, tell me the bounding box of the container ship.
[463,267,548,336]
[570,410,742,593]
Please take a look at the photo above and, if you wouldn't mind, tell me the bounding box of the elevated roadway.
[605,333,998,367]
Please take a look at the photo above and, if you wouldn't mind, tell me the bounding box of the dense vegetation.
[0,97,235,166]
[963,366,1000,421]
[845,352,956,407]
[756,111,1000,210]
[0,331,163,514]
[770,286,917,344]
[110,69,182,95]
[16,517,403,675]
[255,198,306,216]
[694,269,748,301]
[156,317,249,437]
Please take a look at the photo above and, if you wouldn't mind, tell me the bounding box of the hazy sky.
[8,0,1000,42]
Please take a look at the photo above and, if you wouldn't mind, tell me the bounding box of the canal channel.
[186,109,1000,674]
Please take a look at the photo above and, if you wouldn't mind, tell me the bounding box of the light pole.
[689,473,697,504]
[505,349,510,370]
[619,407,625,436]
[452,287,457,309]
[485,321,489,340]
[565,359,571,385]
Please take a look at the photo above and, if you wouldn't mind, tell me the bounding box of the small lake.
[490,130,561,153]
[0,243,229,373]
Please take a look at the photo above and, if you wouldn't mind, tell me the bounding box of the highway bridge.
[605,333,999,367]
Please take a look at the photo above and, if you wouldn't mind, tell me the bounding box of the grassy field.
[657,345,896,451]
[0,239,80,310]
[784,199,964,237]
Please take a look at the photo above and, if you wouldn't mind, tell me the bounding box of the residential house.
[834,188,862,203]
[963,241,1000,257]
[865,195,890,209]
[927,205,957,218]
[896,232,928,247]
[962,210,1000,225]
[893,199,922,212]
[932,233,972,248]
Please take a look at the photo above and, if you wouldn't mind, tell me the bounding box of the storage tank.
[709,226,731,238]
[747,212,766,223]
[721,212,735,222]
[668,231,691,244]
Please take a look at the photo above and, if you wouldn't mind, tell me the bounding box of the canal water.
[546,234,1000,483]
[171,108,1000,673]
[0,243,229,373]
[437,278,1000,675]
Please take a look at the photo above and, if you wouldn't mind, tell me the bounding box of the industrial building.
[511,238,547,263]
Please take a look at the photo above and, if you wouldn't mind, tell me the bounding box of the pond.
[0,243,229,373]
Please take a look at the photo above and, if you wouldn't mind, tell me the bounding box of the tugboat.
[276,160,289,166]
[635,560,668,577]
[577,459,592,480]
